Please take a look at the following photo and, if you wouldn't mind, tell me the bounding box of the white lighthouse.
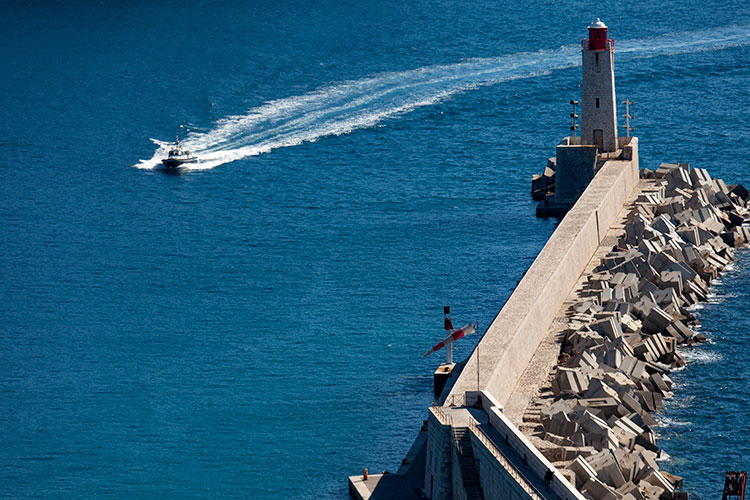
[580,18,618,153]
[536,19,635,216]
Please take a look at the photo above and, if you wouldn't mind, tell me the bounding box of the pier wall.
[446,138,639,407]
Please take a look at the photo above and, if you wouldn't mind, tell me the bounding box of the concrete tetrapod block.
[612,416,645,438]
[569,455,599,489]
[730,183,750,200]
[650,215,677,236]
[619,356,648,382]
[586,450,627,489]
[618,392,644,415]
[590,317,625,341]
[578,397,621,418]
[601,371,636,393]
[603,349,623,369]
[611,425,637,450]
[661,471,684,489]
[638,480,665,500]
[690,167,712,188]
[658,271,683,295]
[585,379,622,401]
[677,227,700,245]
[642,306,673,335]
[664,321,693,343]
[621,315,642,333]
[541,399,576,419]
[553,367,590,396]
[617,483,645,500]
[543,431,573,446]
[666,167,692,192]
[633,340,660,363]
[634,391,662,413]
[655,163,681,179]
[649,373,671,395]
[581,477,623,500]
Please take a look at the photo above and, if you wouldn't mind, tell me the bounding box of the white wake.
[135,24,750,171]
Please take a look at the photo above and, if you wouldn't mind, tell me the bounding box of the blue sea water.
[0,1,749,499]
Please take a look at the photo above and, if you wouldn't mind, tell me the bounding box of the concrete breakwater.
[350,19,749,500]
[349,158,750,500]
[519,162,750,500]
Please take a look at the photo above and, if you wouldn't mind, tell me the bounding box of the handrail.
[431,405,452,427]
[467,418,546,500]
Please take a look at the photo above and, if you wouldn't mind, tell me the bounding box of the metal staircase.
[453,427,484,500]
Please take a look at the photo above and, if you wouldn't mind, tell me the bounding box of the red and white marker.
[423,322,475,358]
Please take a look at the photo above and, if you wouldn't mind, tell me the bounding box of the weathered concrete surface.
[446,141,639,408]
[349,426,428,500]
[503,178,649,426]
[504,161,750,500]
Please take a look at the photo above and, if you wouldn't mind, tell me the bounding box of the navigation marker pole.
[475,320,480,392]
[570,100,580,136]
[425,308,476,398]
[444,306,454,365]
[623,100,635,137]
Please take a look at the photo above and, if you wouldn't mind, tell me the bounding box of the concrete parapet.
[485,405,588,500]
[425,407,454,500]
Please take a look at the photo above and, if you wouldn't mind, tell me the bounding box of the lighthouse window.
[596,98,600,109]
[595,52,600,71]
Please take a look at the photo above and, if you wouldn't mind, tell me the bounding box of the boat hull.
[162,158,198,168]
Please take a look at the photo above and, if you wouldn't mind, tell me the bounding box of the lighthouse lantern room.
[587,17,609,50]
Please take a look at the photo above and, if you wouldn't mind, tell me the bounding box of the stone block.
[586,450,627,488]
[642,306,672,334]
[659,270,683,295]
[619,356,648,382]
[586,379,622,401]
[730,183,750,200]
[570,455,599,489]
[621,315,641,333]
[689,167,711,188]
[543,431,572,446]
[635,391,662,413]
[640,467,675,494]
[638,479,665,500]
[582,477,622,500]
[661,471,684,489]
[617,482,645,500]
[619,392,644,415]
[579,397,621,418]
[603,349,623,369]
[649,373,671,395]
[591,317,625,341]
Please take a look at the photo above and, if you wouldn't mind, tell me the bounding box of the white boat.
[162,136,198,168]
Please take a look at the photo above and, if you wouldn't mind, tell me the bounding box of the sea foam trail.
[135,24,750,171]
